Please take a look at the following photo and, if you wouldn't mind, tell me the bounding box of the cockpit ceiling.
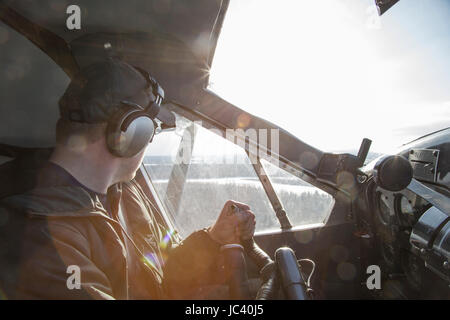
[2,0,228,104]
[4,0,224,62]
[0,0,228,147]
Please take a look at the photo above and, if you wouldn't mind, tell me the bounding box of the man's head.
[53,58,173,187]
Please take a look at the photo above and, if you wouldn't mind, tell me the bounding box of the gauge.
[376,192,391,225]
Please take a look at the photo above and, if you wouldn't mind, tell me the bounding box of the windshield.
[209,0,450,155]
[143,114,334,238]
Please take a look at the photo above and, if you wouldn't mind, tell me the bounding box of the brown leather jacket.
[0,178,223,299]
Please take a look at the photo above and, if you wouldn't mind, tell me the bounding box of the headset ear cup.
[149,120,157,143]
[120,116,154,157]
[106,105,155,158]
[106,107,127,157]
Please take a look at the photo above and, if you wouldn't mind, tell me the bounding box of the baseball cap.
[59,58,175,128]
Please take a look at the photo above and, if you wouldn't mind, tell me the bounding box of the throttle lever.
[221,244,252,300]
[275,247,309,300]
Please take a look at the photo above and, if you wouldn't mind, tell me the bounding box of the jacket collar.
[1,185,110,219]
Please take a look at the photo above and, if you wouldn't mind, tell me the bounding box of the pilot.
[0,58,256,299]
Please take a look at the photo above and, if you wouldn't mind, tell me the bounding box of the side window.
[260,159,335,226]
[143,115,279,238]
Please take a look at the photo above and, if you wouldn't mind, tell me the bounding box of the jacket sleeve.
[162,228,223,299]
[120,181,225,299]
[3,216,117,300]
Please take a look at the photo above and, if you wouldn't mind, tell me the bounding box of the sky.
[207,0,450,154]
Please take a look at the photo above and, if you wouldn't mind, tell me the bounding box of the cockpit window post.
[251,156,292,230]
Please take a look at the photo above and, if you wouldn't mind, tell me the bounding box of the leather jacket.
[0,171,223,299]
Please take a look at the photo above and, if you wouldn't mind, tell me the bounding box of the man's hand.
[208,200,256,245]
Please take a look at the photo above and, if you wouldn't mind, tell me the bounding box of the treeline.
[153,179,334,238]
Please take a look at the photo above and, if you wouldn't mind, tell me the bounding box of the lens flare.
[236,113,251,128]
[159,229,176,250]
[142,252,162,271]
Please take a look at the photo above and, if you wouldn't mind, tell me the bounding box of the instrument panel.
[370,183,450,298]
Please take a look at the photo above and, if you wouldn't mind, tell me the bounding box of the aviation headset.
[105,66,165,158]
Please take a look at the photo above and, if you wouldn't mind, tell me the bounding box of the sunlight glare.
[209,0,450,154]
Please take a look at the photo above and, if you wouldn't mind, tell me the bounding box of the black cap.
[59,58,175,127]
